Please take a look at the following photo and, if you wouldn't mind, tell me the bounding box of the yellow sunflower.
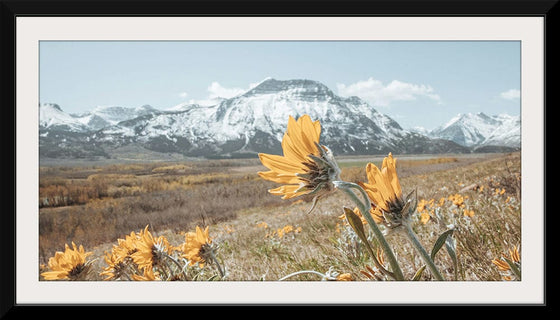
[492,245,521,280]
[41,242,93,280]
[359,153,413,228]
[131,225,173,271]
[491,258,511,271]
[114,230,142,261]
[180,226,214,268]
[336,273,353,281]
[131,266,161,281]
[509,245,521,263]
[100,230,144,280]
[258,114,340,204]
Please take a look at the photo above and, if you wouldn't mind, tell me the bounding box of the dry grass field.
[38,151,521,281]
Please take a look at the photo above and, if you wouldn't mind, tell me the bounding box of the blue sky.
[39,41,520,130]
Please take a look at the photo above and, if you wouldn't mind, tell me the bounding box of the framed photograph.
[3,0,553,312]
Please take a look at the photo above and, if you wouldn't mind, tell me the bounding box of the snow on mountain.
[78,104,161,126]
[40,103,163,132]
[39,103,90,132]
[39,78,518,159]
[166,98,226,112]
[429,112,520,147]
[478,114,521,147]
[410,126,431,136]
[95,78,418,157]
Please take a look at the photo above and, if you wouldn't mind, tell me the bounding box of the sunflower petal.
[281,133,308,162]
[269,184,308,199]
[287,116,316,157]
[366,163,396,204]
[258,170,300,184]
[299,114,320,154]
[383,153,402,198]
[258,153,304,174]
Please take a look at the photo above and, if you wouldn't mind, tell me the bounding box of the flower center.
[68,263,86,279]
[300,156,337,191]
[199,243,214,262]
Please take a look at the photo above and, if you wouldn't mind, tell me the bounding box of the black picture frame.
[2,0,554,315]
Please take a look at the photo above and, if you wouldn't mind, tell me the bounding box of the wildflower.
[113,231,142,261]
[132,266,161,281]
[223,225,235,234]
[277,225,299,238]
[358,153,414,228]
[463,209,475,217]
[256,221,269,229]
[492,245,521,280]
[509,245,520,263]
[336,273,353,281]
[420,211,431,224]
[360,249,387,281]
[360,265,381,280]
[100,251,129,280]
[491,258,511,271]
[417,199,429,213]
[100,230,143,280]
[448,194,465,208]
[131,225,173,271]
[41,242,93,280]
[180,226,215,268]
[258,115,341,210]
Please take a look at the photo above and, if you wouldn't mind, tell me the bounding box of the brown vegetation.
[39,152,521,281]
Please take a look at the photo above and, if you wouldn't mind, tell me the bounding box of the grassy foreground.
[39,152,521,281]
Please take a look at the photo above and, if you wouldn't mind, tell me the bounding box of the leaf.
[444,234,458,280]
[343,207,396,280]
[207,274,220,281]
[343,207,369,246]
[431,229,455,260]
[412,265,426,281]
[503,257,521,280]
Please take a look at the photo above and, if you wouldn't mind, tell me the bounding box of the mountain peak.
[137,104,157,111]
[244,78,333,97]
[431,112,519,147]
[40,103,63,112]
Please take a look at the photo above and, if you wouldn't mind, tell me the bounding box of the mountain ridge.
[39,78,520,159]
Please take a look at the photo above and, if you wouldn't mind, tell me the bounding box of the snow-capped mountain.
[86,78,466,158]
[74,104,161,128]
[39,103,91,132]
[39,78,518,159]
[40,103,161,131]
[429,112,520,148]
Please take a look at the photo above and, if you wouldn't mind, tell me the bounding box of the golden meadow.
[39,116,521,282]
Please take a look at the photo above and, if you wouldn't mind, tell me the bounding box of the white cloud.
[178,92,188,98]
[207,82,247,99]
[184,81,263,106]
[500,89,520,100]
[336,77,441,107]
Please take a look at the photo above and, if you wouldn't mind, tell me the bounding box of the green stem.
[403,222,445,281]
[210,252,225,278]
[337,182,405,281]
